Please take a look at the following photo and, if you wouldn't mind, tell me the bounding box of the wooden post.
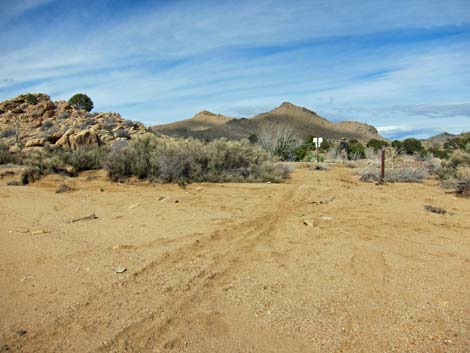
[380,148,385,183]
[316,137,320,163]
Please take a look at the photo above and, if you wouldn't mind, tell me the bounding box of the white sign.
[312,137,323,148]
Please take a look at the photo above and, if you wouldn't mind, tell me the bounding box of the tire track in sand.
[14,183,300,353]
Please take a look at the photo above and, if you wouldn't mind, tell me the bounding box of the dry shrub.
[105,134,291,183]
[456,166,470,182]
[257,123,300,161]
[456,181,470,197]
[62,146,109,174]
[19,149,65,184]
[359,158,428,183]
[0,143,15,164]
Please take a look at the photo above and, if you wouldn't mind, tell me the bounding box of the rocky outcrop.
[0,93,151,151]
[55,129,101,149]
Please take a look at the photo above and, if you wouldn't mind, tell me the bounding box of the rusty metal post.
[380,147,385,183]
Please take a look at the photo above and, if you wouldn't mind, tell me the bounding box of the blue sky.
[1,0,469,139]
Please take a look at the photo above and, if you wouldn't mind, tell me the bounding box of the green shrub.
[320,139,331,151]
[402,138,424,155]
[293,145,308,161]
[444,133,470,151]
[347,140,365,160]
[68,93,94,112]
[248,133,258,144]
[366,139,389,152]
[391,140,403,152]
[428,147,450,159]
[25,93,38,105]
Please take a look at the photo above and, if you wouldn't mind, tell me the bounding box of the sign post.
[380,147,385,183]
[316,137,320,163]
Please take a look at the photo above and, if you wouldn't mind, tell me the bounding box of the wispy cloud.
[0,0,469,137]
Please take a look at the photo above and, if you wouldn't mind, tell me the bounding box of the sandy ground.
[0,164,469,353]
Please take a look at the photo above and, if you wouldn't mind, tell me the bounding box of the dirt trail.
[1,165,469,352]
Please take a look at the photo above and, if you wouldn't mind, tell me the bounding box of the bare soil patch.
[1,165,469,352]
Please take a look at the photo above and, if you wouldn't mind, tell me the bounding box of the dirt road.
[1,165,469,352]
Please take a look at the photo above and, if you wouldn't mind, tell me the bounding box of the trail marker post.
[316,137,320,163]
[380,147,385,183]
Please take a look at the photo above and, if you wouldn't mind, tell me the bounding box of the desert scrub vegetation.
[0,143,15,164]
[25,93,38,105]
[359,158,428,183]
[105,135,291,183]
[366,138,389,152]
[257,123,300,161]
[62,146,109,174]
[20,149,64,184]
[1,128,17,138]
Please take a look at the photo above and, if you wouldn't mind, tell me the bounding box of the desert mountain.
[421,132,461,148]
[0,93,150,151]
[153,102,382,142]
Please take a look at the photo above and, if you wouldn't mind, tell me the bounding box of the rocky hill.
[154,102,382,142]
[421,132,461,148]
[0,93,150,152]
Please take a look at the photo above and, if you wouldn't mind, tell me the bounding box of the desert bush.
[68,93,94,112]
[62,146,109,174]
[444,133,470,151]
[428,147,449,159]
[86,118,96,126]
[248,133,258,144]
[366,139,389,152]
[102,117,116,131]
[20,150,64,184]
[456,166,470,182]
[25,93,38,105]
[402,138,424,155]
[303,150,325,162]
[456,181,470,197]
[105,134,290,183]
[448,150,470,168]
[391,140,403,153]
[123,120,136,128]
[75,122,88,130]
[257,123,301,161]
[320,139,331,151]
[1,128,16,138]
[347,140,366,160]
[359,159,428,183]
[115,129,130,139]
[58,112,70,120]
[424,157,444,175]
[0,143,15,164]
[365,148,380,160]
[41,120,54,131]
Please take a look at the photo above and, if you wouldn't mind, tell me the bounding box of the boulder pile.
[0,93,150,152]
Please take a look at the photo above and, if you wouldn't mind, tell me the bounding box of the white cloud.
[0,0,469,137]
